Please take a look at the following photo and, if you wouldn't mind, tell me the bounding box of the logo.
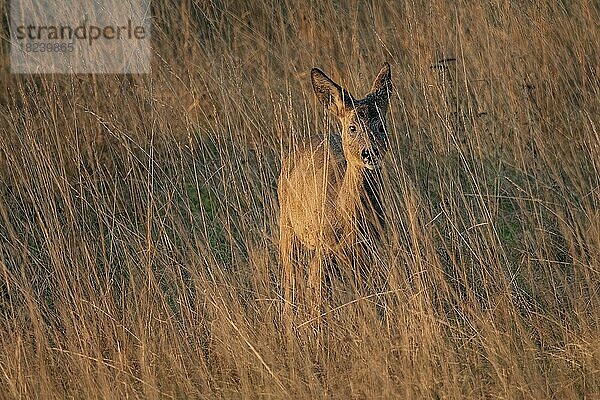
[10,0,151,74]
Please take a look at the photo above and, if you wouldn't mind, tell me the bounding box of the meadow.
[0,0,599,398]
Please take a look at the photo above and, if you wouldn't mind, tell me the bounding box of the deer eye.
[349,125,357,133]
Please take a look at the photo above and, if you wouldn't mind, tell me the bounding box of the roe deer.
[278,63,393,310]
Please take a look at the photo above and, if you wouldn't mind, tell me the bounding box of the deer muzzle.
[361,147,380,170]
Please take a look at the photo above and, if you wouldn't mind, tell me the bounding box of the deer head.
[311,63,393,170]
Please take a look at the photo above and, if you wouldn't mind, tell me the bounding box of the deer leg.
[323,252,340,303]
[279,207,299,324]
[307,247,326,317]
[354,241,388,319]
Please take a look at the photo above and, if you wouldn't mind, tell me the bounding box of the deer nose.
[361,147,380,164]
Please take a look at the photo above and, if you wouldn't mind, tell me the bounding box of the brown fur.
[278,63,393,309]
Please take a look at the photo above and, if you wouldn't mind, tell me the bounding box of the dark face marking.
[341,102,388,170]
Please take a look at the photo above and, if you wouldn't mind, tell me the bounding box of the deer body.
[279,134,384,252]
[278,63,393,308]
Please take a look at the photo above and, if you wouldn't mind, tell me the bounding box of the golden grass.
[0,0,599,398]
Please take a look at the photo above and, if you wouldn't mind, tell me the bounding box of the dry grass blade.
[0,0,599,398]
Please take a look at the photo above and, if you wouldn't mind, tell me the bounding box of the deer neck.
[337,162,366,225]
[337,161,385,233]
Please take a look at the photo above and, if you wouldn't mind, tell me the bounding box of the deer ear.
[311,68,354,117]
[368,62,393,115]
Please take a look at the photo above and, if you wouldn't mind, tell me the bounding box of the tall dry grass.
[0,0,599,398]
